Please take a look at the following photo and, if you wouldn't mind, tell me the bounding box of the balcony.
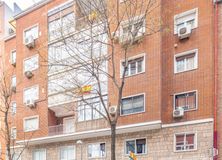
[48,124,75,136]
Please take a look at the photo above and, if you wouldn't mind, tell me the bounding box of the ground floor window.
[60,146,75,160]
[175,132,197,152]
[125,138,146,155]
[88,143,106,158]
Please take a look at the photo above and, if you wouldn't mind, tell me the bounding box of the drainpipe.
[213,0,219,159]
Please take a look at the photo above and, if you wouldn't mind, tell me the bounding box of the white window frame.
[23,85,39,104]
[59,145,76,160]
[11,127,16,139]
[124,138,147,155]
[23,24,39,44]
[32,148,46,160]
[120,53,146,78]
[174,49,198,74]
[174,132,197,152]
[120,93,145,116]
[173,90,198,112]
[23,115,39,132]
[11,101,16,115]
[10,49,16,64]
[120,15,146,39]
[11,75,16,87]
[87,142,106,158]
[23,54,39,73]
[174,8,198,34]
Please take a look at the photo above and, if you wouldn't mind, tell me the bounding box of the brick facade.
[0,0,219,159]
[19,122,213,160]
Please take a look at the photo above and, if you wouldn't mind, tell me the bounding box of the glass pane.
[176,59,185,72]
[132,95,144,112]
[186,55,195,70]
[187,92,196,110]
[137,60,143,73]
[100,143,105,157]
[136,139,146,154]
[130,62,136,75]
[126,140,135,154]
[121,98,133,115]
[175,94,186,109]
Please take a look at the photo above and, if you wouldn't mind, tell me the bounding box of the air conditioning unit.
[178,24,192,40]
[25,35,35,48]
[109,106,117,116]
[26,99,36,108]
[173,107,184,118]
[10,60,16,67]
[8,28,15,35]
[24,71,33,79]
[11,86,16,93]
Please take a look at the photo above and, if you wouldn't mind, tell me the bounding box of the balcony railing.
[48,118,109,136]
[48,124,75,136]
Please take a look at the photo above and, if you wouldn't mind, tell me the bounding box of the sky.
[2,0,42,10]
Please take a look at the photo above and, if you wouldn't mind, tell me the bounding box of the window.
[174,91,197,111]
[11,50,16,65]
[24,116,39,132]
[60,146,75,160]
[32,149,46,160]
[174,8,198,34]
[24,55,39,72]
[11,127,16,139]
[120,15,146,41]
[23,85,39,103]
[11,76,16,87]
[11,102,16,114]
[121,55,145,77]
[24,25,39,42]
[78,98,107,122]
[12,152,22,160]
[88,143,105,158]
[175,133,197,152]
[174,49,198,73]
[48,11,75,41]
[125,138,146,155]
[121,94,144,115]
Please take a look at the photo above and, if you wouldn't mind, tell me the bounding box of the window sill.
[174,148,197,153]
[125,153,147,157]
[120,110,145,117]
[121,71,145,79]
[174,67,197,74]
[24,128,39,133]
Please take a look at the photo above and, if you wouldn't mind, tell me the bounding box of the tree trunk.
[111,122,116,160]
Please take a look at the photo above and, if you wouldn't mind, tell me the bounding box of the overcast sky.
[2,0,42,10]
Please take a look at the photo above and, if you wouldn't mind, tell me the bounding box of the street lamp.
[77,140,83,160]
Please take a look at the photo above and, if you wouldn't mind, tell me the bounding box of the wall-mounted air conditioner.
[25,71,33,79]
[109,106,117,116]
[178,24,192,40]
[25,35,35,48]
[26,99,36,108]
[173,107,184,118]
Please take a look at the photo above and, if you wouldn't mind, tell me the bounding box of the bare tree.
[0,71,31,160]
[37,0,162,159]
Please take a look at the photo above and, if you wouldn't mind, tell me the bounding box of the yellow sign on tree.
[129,151,137,160]
[89,11,98,21]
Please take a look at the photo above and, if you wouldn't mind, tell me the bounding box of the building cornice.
[4,34,16,41]
[14,0,52,20]
[16,120,162,145]
[16,118,214,146]
[162,118,213,128]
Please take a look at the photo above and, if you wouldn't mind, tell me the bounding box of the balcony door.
[63,117,75,134]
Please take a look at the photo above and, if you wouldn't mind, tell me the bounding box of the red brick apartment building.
[0,0,222,159]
